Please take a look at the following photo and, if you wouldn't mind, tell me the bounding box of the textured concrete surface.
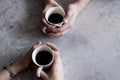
[0,0,120,80]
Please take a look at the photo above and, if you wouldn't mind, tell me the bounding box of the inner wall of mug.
[45,7,65,25]
[32,46,54,68]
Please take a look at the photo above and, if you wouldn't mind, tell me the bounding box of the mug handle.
[42,22,64,34]
[36,66,43,77]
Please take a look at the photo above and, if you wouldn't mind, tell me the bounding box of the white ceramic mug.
[42,7,66,33]
[32,45,54,77]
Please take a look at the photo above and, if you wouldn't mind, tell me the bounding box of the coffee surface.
[48,13,63,24]
[36,51,52,65]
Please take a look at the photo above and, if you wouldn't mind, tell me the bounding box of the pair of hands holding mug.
[8,42,64,80]
[42,0,80,37]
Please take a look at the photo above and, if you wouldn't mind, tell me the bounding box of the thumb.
[40,70,49,80]
[63,8,73,24]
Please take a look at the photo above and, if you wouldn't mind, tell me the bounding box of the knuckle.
[55,53,60,58]
[48,26,53,29]
[61,33,64,36]
[69,4,74,8]
[38,41,41,44]
[42,19,45,23]
[56,33,60,36]
[58,29,61,32]
[46,42,49,44]
[32,46,36,49]
[58,29,62,32]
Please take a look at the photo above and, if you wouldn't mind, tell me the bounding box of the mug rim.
[32,45,54,68]
[45,7,65,26]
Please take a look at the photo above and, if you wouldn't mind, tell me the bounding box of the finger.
[40,70,49,80]
[63,7,73,24]
[42,18,55,29]
[26,41,41,56]
[27,41,42,57]
[48,27,71,37]
[50,12,73,33]
[32,41,42,49]
[36,41,41,45]
[51,23,71,33]
[63,12,73,23]
[45,42,59,51]
[51,52,61,70]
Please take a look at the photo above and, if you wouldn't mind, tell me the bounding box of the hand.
[32,42,64,80]
[42,0,64,33]
[46,0,90,37]
[47,3,80,37]
[8,42,42,75]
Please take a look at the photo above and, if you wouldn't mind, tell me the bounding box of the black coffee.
[48,13,63,24]
[36,51,53,65]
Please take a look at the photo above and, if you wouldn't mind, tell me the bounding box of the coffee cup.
[42,7,66,33]
[32,45,54,77]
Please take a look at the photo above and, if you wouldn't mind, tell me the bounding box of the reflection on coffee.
[48,13,63,24]
[36,51,52,65]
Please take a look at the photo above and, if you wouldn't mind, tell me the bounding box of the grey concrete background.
[0,0,120,80]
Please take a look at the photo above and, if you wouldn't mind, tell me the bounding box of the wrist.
[8,64,24,75]
[69,3,80,15]
[72,2,82,13]
[73,0,89,12]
